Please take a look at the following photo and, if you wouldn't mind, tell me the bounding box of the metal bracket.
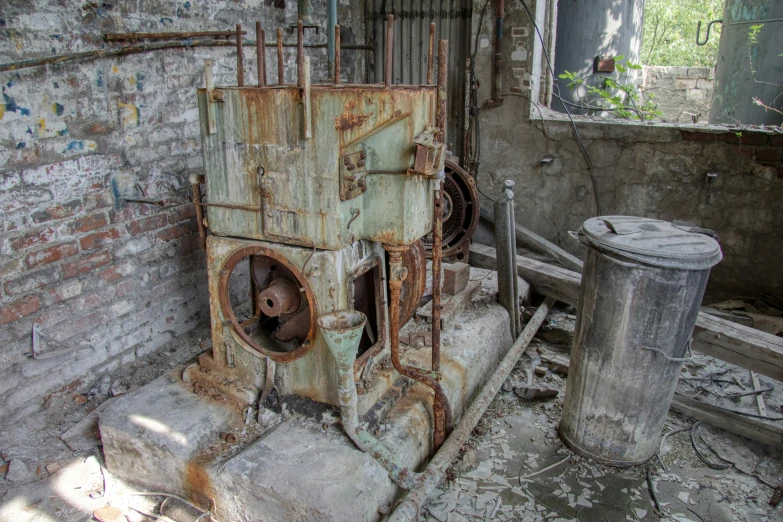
[340,149,368,200]
[28,323,85,360]
[412,130,446,177]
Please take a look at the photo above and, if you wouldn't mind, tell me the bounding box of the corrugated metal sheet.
[371,1,471,160]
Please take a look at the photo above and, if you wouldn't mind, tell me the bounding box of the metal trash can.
[559,216,722,466]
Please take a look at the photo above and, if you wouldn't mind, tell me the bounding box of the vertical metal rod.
[303,55,312,139]
[236,24,244,87]
[427,23,435,85]
[385,14,394,88]
[334,24,341,85]
[492,0,504,104]
[256,22,266,86]
[190,174,207,250]
[297,19,304,88]
[431,178,443,373]
[436,39,448,144]
[494,180,520,337]
[277,28,284,85]
[327,0,337,78]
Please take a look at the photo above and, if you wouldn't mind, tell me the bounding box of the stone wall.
[642,66,715,123]
[470,0,783,301]
[0,1,365,423]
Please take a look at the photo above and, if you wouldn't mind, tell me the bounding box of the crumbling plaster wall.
[470,0,783,300]
[0,1,365,423]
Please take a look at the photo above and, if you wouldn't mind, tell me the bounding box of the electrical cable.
[517,0,603,216]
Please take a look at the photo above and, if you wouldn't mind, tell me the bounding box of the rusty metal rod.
[388,297,556,522]
[104,31,244,41]
[297,20,304,88]
[256,22,266,86]
[385,14,394,88]
[0,39,372,73]
[387,247,452,453]
[436,39,448,143]
[431,183,444,376]
[277,28,284,84]
[189,174,207,250]
[334,24,341,85]
[236,24,244,86]
[427,23,435,85]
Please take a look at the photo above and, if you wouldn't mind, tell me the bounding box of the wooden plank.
[416,280,481,327]
[479,207,585,273]
[469,242,783,382]
[671,394,783,449]
[751,371,768,417]
[470,243,581,307]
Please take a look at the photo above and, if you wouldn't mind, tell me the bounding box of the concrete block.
[442,262,470,295]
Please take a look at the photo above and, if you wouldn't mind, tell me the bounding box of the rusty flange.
[423,159,480,262]
[398,240,426,327]
[218,245,317,363]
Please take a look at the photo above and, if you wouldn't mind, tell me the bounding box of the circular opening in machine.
[219,246,317,363]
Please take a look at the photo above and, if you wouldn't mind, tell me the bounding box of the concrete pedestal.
[100,301,512,521]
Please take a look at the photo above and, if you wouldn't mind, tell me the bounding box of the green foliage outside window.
[642,0,724,66]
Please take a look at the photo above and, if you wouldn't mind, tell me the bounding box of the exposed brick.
[98,261,137,283]
[9,227,56,252]
[109,203,154,224]
[62,250,111,278]
[769,135,783,147]
[31,199,82,224]
[443,262,470,296]
[157,223,193,242]
[115,280,136,297]
[741,133,769,146]
[738,147,754,158]
[63,212,107,234]
[25,242,79,269]
[681,131,717,143]
[127,214,168,235]
[755,148,782,162]
[4,269,61,297]
[82,191,113,212]
[0,295,41,326]
[45,280,83,305]
[168,204,196,224]
[69,287,116,314]
[179,234,203,254]
[80,227,123,250]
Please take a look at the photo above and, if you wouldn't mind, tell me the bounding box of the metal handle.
[642,338,694,363]
[696,20,722,46]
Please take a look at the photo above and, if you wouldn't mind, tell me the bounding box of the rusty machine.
[185,17,472,483]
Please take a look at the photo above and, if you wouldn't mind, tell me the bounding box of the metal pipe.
[494,180,520,337]
[321,311,417,490]
[386,246,452,453]
[426,23,436,86]
[334,24,341,85]
[105,30,243,41]
[436,40,448,144]
[297,0,313,24]
[189,174,207,250]
[236,24,244,87]
[492,0,504,104]
[297,20,304,88]
[258,27,267,87]
[385,14,394,88]
[430,171,445,451]
[277,28,284,85]
[327,0,337,78]
[388,297,556,522]
[544,0,558,106]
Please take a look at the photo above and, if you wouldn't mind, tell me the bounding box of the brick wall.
[642,66,715,123]
[0,1,365,423]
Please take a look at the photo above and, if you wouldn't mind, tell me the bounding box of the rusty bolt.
[359,179,367,189]
[347,164,355,171]
[357,160,365,168]
[343,157,350,165]
[220,431,238,443]
[360,151,366,159]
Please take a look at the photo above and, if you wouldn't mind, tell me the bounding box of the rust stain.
[185,461,217,513]
[335,112,370,132]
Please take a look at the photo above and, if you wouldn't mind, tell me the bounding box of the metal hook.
[696,19,723,46]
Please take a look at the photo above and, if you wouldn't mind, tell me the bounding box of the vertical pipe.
[426,23,435,85]
[189,174,207,250]
[436,39,448,143]
[492,0,504,104]
[431,178,443,375]
[256,22,266,87]
[277,28,284,85]
[385,14,394,88]
[334,24,341,85]
[327,0,337,78]
[494,180,520,337]
[297,0,312,23]
[297,19,304,88]
[236,24,244,87]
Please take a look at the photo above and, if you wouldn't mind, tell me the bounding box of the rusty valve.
[258,278,300,316]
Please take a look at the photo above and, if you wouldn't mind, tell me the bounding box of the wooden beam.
[671,394,783,449]
[479,207,585,273]
[469,242,783,382]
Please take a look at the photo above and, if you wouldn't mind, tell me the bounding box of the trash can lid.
[580,216,723,270]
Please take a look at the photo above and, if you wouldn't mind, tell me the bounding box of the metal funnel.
[318,310,367,367]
